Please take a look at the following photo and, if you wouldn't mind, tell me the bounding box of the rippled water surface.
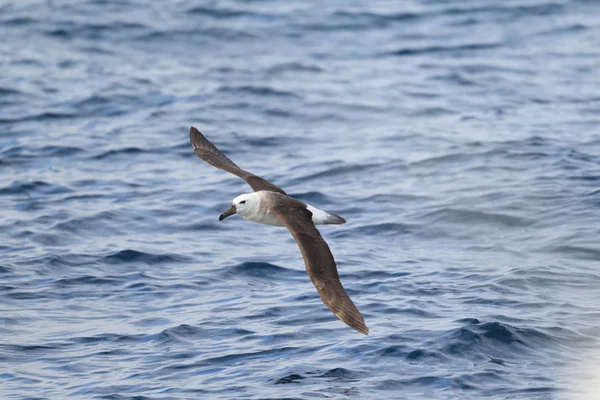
[2,1,600,399]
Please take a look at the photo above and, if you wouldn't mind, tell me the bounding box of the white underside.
[245,211,285,226]
[242,203,329,226]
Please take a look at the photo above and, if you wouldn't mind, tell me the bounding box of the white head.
[219,192,260,221]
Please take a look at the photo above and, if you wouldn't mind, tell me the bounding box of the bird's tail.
[323,212,346,225]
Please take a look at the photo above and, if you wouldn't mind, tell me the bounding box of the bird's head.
[219,193,259,221]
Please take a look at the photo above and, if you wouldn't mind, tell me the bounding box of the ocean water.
[1,0,600,399]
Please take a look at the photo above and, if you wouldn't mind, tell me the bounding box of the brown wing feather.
[271,203,368,335]
[190,127,286,194]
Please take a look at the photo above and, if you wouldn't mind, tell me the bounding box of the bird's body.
[190,127,368,335]
[235,191,346,227]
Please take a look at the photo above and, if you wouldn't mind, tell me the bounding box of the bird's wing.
[190,127,286,195]
[271,203,368,335]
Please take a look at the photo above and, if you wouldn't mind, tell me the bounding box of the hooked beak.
[219,204,237,221]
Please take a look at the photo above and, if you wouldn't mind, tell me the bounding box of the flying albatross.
[190,127,368,335]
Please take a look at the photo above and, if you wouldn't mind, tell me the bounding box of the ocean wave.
[101,250,190,265]
[2,0,600,398]
[223,262,304,279]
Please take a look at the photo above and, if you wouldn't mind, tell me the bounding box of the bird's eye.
[240,200,246,204]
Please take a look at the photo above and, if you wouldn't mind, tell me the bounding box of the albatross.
[190,127,368,335]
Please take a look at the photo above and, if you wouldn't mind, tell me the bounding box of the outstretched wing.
[190,127,286,194]
[271,203,368,335]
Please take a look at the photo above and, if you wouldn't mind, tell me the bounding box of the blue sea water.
[2,0,600,399]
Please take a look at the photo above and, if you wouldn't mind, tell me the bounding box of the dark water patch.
[545,245,600,261]
[440,321,553,359]
[124,281,157,291]
[93,147,146,160]
[101,250,190,265]
[224,262,304,279]
[267,62,323,75]
[238,134,299,149]
[405,348,447,362]
[136,26,257,43]
[72,95,129,117]
[456,317,481,325]
[318,367,361,380]
[297,9,421,32]
[53,275,123,287]
[560,148,599,165]
[386,42,501,57]
[377,375,446,390]
[0,339,83,361]
[534,23,589,37]
[70,178,143,189]
[288,191,334,205]
[72,332,148,345]
[1,16,36,26]
[451,371,506,390]
[5,288,104,301]
[431,73,474,89]
[0,180,71,196]
[155,324,204,343]
[44,21,148,41]
[38,145,83,157]
[176,221,222,232]
[333,10,422,23]
[378,344,410,357]
[440,3,564,20]
[565,174,600,182]
[158,325,253,344]
[56,193,108,204]
[45,28,74,40]
[409,106,459,116]
[74,44,115,55]
[187,5,274,20]
[264,107,297,118]
[0,111,78,124]
[460,297,524,307]
[16,253,96,270]
[274,373,305,384]
[217,85,300,99]
[0,87,23,96]
[187,6,246,19]
[493,136,559,157]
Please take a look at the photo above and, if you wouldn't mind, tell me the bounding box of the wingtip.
[356,324,370,335]
[190,126,206,149]
[190,126,200,139]
[335,312,369,335]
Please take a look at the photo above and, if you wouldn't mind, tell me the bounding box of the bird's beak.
[219,205,237,221]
